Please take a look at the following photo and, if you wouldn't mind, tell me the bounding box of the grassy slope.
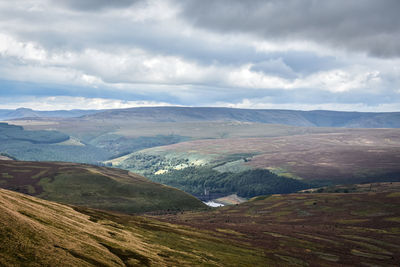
[0,160,205,213]
[1,184,400,266]
[0,188,269,266]
[158,185,400,266]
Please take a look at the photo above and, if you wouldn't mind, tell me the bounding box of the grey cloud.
[250,59,297,79]
[179,0,400,58]
[250,52,342,79]
[55,0,142,11]
[0,0,399,111]
[0,0,345,73]
[282,52,342,75]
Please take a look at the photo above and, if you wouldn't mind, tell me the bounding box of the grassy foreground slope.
[158,185,400,266]
[0,160,205,213]
[1,184,400,266]
[0,188,268,266]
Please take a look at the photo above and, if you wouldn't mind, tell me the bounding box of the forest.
[149,167,309,198]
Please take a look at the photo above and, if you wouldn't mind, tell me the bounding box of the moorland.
[1,182,400,266]
[4,107,400,200]
[1,106,400,266]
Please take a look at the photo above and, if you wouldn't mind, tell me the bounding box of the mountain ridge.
[80,106,400,128]
[0,107,100,120]
[4,106,400,128]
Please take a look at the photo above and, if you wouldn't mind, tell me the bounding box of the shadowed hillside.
[0,160,205,213]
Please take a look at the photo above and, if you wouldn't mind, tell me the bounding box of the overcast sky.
[0,0,399,111]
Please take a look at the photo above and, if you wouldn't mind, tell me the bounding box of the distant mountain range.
[2,106,400,128]
[0,107,100,120]
[82,107,400,128]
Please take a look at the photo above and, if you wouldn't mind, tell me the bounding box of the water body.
[203,201,224,207]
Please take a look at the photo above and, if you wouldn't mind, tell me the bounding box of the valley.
[3,107,400,201]
[1,106,400,266]
[2,0,400,265]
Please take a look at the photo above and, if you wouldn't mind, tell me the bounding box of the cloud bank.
[0,0,398,111]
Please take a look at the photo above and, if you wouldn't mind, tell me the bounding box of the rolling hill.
[80,106,400,128]
[0,107,100,120]
[110,128,400,198]
[1,182,399,266]
[0,160,205,213]
[5,106,399,167]
[3,107,400,202]
[5,107,400,167]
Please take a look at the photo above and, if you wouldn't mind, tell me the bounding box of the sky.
[0,0,399,111]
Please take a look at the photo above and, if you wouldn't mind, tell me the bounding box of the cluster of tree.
[116,152,190,174]
[149,167,309,198]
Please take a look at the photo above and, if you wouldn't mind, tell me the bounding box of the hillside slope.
[0,188,268,266]
[1,184,399,266]
[113,129,400,184]
[0,160,205,213]
[108,129,400,199]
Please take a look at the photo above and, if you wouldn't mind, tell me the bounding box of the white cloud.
[216,99,400,113]
[0,33,47,61]
[0,96,174,110]
[0,0,398,111]
[294,67,382,93]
